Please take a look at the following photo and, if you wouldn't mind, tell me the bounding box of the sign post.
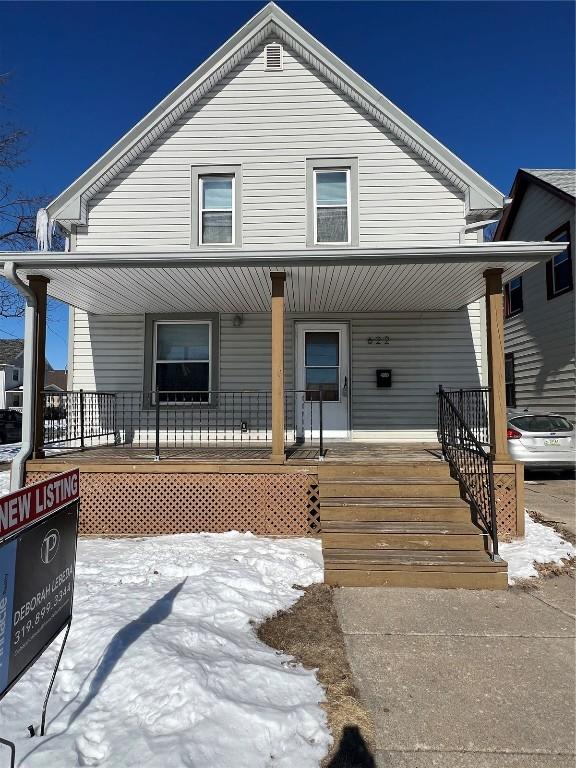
[0,469,80,765]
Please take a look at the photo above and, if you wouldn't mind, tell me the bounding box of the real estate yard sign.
[0,469,79,701]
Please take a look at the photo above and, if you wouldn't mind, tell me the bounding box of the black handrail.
[41,389,325,459]
[437,385,499,559]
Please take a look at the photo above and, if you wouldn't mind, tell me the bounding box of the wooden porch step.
[318,462,450,479]
[322,497,470,522]
[324,549,503,569]
[324,549,507,589]
[321,518,486,551]
[322,520,481,534]
[321,478,461,498]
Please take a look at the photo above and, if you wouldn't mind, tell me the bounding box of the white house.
[1,4,565,588]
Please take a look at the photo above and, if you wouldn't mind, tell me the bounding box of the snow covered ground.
[500,512,576,583]
[0,443,20,464]
[0,468,9,495]
[0,533,329,767]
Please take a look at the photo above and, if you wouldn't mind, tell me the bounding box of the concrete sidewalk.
[524,472,576,536]
[335,576,575,767]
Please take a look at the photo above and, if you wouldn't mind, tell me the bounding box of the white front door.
[295,322,350,439]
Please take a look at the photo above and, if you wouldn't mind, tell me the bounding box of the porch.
[2,242,561,587]
[30,439,444,467]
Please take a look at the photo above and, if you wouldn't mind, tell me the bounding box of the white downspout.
[3,262,37,491]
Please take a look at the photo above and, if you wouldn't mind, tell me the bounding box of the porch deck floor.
[33,441,443,467]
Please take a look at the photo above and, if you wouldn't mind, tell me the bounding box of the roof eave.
[0,242,564,271]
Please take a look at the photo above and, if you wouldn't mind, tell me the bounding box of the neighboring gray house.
[495,169,575,419]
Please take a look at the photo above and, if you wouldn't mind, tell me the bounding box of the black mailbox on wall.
[376,369,392,388]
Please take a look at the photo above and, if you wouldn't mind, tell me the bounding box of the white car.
[507,411,576,469]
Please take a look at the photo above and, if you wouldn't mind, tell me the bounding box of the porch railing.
[439,387,490,446]
[41,389,325,459]
[437,385,499,558]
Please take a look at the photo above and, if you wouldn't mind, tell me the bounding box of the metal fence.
[42,389,325,458]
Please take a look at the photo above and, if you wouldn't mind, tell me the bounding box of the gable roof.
[494,168,575,240]
[521,169,576,198]
[0,340,24,366]
[47,2,503,229]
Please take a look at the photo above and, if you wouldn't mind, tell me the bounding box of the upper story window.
[306,158,358,247]
[314,169,350,244]
[546,223,573,299]
[199,175,234,245]
[191,165,242,248]
[504,276,523,317]
[12,369,19,382]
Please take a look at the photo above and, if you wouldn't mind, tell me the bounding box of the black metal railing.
[285,389,325,458]
[41,389,325,459]
[439,387,490,446]
[437,385,499,558]
[43,390,117,447]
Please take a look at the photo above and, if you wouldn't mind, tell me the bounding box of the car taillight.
[507,427,522,439]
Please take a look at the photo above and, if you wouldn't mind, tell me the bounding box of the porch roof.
[1,241,563,314]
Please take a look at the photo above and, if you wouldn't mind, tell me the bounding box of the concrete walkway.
[334,576,575,767]
[524,472,576,536]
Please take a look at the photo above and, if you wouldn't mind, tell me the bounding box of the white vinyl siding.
[75,40,466,251]
[71,303,482,439]
[504,184,575,419]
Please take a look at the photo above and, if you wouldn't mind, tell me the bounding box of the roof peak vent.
[265,43,283,71]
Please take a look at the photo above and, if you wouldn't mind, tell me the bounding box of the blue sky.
[0,0,574,369]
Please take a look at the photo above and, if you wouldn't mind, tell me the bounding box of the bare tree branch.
[0,73,64,317]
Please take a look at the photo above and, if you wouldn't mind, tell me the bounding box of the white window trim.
[312,168,351,246]
[198,175,235,247]
[152,319,212,400]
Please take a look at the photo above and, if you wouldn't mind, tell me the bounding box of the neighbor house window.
[306,158,358,247]
[505,352,516,407]
[546,223,573,299]
[153,321,211,402]
[504,277,523,317]
[314,169,350,244]
[12,370,18,382]
[199,175,234,244]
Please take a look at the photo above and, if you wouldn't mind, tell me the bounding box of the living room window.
[144,314,219,404]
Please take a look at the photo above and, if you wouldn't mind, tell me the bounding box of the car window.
[510,415,573,432]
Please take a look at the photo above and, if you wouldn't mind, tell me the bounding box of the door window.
[305,331,340,401]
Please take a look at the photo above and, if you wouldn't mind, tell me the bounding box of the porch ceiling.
[2,242,563,314]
